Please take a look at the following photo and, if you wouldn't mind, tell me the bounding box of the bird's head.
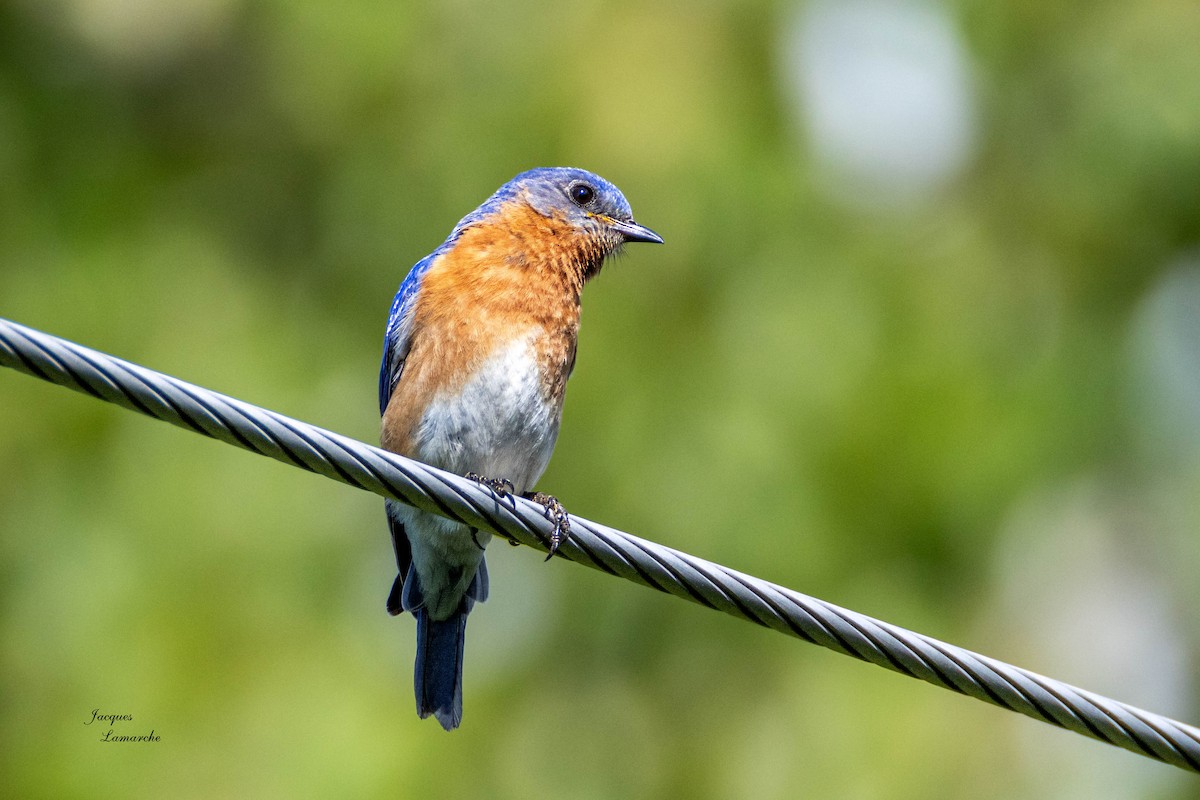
[458,167,661,257]
[514,167,662,248]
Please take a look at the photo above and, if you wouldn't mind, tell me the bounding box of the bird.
[378,167,662,730]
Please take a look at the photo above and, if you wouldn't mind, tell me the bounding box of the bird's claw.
[465,472,515,499]
[466,473,521,546]
[464,474,568,556]
[523,491,570,560]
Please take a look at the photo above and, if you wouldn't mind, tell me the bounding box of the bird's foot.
[465,473,522,546]
[465,472,515,498]
[522,491,570,560]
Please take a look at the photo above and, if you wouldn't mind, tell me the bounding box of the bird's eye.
[569,182,596,206]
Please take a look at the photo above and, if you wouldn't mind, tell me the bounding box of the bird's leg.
[522,491,570,560]
[464,473,521,546]
[465,472,515,498]
[464,473,570,556]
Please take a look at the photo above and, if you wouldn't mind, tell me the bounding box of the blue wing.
[378,246,451,415]
[379,253,431,415]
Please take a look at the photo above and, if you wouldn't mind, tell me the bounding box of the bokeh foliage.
[2,1,1199,797]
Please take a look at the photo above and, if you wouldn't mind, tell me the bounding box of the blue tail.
[414,607,467,731]
[387,513,488,731]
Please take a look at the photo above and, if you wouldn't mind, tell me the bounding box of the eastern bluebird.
[379,167,661,730]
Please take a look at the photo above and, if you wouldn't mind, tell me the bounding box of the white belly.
[413,335,560,494]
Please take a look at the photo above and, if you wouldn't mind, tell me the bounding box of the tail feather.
[391,560,486,730]
[414,607,467,731]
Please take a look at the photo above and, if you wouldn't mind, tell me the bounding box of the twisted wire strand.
[1,316,1198,772]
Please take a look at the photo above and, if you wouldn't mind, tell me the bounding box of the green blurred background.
[2,0,1199,797]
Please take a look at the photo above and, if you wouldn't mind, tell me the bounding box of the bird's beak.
[607,218,664,244]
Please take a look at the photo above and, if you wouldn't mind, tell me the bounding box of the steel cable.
[1,316,1197,772]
